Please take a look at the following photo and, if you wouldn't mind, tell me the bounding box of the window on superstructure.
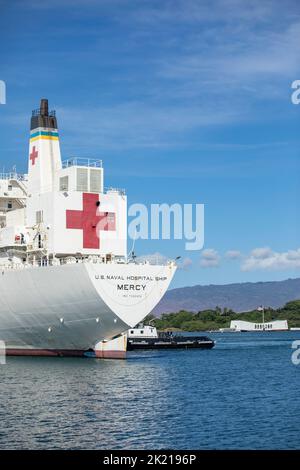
[8,185,12,191]
[7,201,12,209]
[59,176,69,192]
[36,210,43,224]
[90,169,102,193]
[77,168,88,192]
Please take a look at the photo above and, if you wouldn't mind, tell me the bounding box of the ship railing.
[0,255,175,271]
[0,172,28,182]
[0,254,122,269]
[0,192,27,202]
[104,187,126,196]
[32,109,56,117]
[62,158,103,169]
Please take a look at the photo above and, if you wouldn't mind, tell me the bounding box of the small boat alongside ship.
[127,325,215,350]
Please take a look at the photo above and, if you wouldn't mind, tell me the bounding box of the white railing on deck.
[0,172,28,182]
[0,255,173,271]
[62,158,102,169]
[0,256,123,270]
[104,187,126,195]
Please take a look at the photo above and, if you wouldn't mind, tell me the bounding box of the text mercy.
[117,284,146,291]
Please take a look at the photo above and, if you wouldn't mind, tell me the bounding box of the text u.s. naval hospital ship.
[0,99,176,358]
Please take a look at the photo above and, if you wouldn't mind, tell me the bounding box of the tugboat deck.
[127,335,215,350]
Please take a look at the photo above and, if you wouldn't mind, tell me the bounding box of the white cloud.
[249,247,273,259]
[135,252,169,265]
[178,257,193,270]
[225,250,242,259]
[137,246,300,271]
[159,20,300,103]
[241,248,300,271]
[200,248,220,268]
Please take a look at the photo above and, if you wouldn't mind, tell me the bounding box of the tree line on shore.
[147,300,300,331]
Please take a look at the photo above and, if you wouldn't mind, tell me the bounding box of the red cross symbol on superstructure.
[30,146,39,166]
[66,193,116,249]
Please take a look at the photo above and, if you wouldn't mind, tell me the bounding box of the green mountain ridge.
[154,277,300,315]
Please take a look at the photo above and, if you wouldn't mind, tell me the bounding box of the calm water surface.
[0,331,299,449]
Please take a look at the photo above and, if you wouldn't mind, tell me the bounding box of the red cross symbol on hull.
[66,193,116,249]
[30,146,39,166]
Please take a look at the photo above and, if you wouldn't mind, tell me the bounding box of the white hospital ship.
[0,99,176,358]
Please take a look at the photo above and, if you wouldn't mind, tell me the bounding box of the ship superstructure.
[0,99,176,357]
[0,171,27,227]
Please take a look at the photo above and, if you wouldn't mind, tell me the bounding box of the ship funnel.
[30,98,57,130]
[40,98,49,116]
[28,98,62,194]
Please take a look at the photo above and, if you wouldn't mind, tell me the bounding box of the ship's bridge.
[57,158,104,194]
[56,158,125,196]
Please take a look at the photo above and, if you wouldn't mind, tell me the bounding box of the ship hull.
[5,348,125,358]
[5,348,87,357]
[0,261,176,355]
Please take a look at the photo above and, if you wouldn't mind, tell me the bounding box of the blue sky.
[0,0,300,288]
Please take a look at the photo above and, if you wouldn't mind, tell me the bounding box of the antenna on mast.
[128,228,137,262]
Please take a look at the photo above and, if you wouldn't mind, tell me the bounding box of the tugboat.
[127,325,215,350]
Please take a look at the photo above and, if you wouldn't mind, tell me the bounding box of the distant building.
[230,320,288,332]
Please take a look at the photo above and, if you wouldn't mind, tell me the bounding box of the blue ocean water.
[0,331,299,450]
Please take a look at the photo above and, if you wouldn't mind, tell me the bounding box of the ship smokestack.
[40,98,49,116]
[28,98,62,194]
[30,98,57,130]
